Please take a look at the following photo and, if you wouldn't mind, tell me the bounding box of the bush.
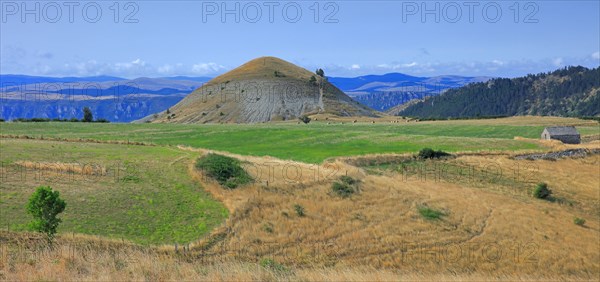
[294,204,305,217]
[298,116,311,124]
[418,206,445,220]
[532,182,552,199]
[26,186,66,242]
[339,175,358,185]
[418,148,451,159]
[195,154,252,188]
[262,223,274,233]
[332,182,354,197]
[574,217,586,226]
[331,176,360,198]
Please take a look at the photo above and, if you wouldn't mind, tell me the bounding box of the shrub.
[293,204,305,217]
[418,205,445,220]
[574,217,586,226]
[26,186,66,242]
[332,182,353,197]
[418,148,451,159]
[298,116,311,124]
[532,182,552,199]
[195,154,252,188]
[262,223,274,233]
[309,76,317,85]
[260,258,287,272]
[331,176,360,198]
[339,175,358,185]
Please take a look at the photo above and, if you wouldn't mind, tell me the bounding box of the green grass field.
[0,121,577,163]
[0,139,228,245]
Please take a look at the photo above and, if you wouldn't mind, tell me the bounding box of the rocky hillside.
[145,57,377,123]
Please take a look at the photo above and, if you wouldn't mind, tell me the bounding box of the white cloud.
[157,64,173,74]
[552,57,563,67]
[115,58,147,70]
[492,60,504,66]
[402,62,418,67]
[592,51,600,60]
[191,63,226,75]
[33,64,52,74]
[350,64,361,70]
[131,58,145,66]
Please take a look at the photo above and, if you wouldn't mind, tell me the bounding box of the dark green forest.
[399,66,599,118]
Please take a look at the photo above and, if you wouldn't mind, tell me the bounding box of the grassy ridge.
[0,139,228,245]
[0,122,553,163]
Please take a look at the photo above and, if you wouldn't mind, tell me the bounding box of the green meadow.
[0,139,228,245]
[0,121,563,163]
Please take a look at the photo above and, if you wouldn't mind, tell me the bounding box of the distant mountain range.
[0,75,210,122]
[399,66,600,118]
[0,72,488,122]
[329,73,490,111]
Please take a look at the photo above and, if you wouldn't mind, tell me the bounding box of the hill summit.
[146,57,377,123]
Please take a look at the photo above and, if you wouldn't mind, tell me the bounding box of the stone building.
[541,126,581,144]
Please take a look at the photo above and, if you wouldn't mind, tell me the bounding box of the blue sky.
[1,1,599,78]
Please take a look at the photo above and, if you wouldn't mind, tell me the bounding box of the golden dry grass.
[174,148,599,278]
[1,231,594,281]
[13,161,107,176]
[2,134,599,280]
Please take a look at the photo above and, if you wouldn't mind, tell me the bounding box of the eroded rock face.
[146,57,377,124]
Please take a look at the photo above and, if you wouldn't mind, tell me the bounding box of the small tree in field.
[299,115,311,124]
[532,182,552,199]
[26,186,66,243]
[82,107,93,122]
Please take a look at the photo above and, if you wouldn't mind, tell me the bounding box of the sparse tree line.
[5,107,109,123]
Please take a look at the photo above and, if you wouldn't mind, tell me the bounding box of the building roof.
[544,126,580,136]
